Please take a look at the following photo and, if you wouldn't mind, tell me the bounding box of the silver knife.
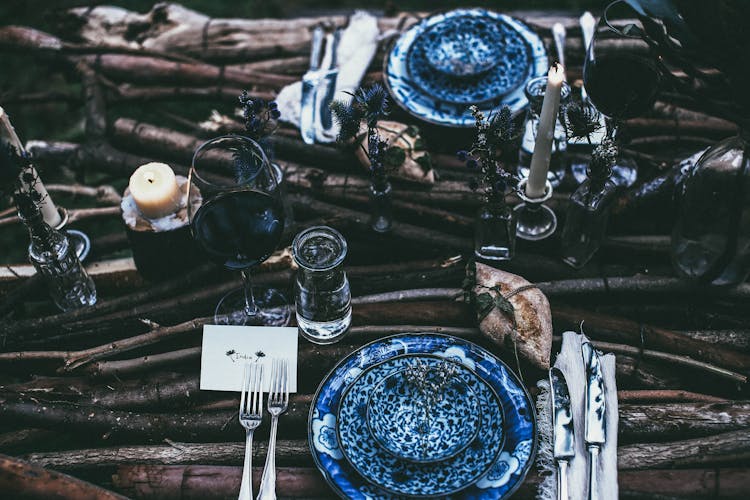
[582,341,606,500]
[579,12,596,103]
[315,28,342,143]
[550,367,574,500]
[300,26,324,145]
[552,22,566,78]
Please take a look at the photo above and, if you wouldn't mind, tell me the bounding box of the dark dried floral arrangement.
[330,83,391,189]
[457,105,518,204]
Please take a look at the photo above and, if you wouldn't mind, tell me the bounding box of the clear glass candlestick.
[19,202,97,311]
[293,225,352,344]
[514,179,557,241]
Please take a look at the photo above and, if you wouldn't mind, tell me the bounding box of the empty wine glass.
[582,0,662,186]
[188,135,290,326]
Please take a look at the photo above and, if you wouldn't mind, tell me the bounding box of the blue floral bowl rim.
[307,332,536,500]
[362,353,496,464]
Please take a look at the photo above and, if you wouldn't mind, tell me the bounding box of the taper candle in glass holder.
[16,184,97,311]
[561,138,619,268]
[293,226,352,344]
[517,75,571,188]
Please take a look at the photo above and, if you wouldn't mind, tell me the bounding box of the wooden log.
[618,429,750,470]
[0,453,128,499]
[112,465,331,499]
[553,306,750,374]
[24,440,312,469]
[617,390,728,403]
[112,465,750,500]
[23,429,750,471]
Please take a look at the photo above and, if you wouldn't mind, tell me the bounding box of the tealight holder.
[121,175,203,281]
[514,178,557,241]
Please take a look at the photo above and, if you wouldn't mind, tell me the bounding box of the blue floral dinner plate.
[384,9,548,127]
[366,362,483,464]
[309,334,536,500]
[338,355,503,497]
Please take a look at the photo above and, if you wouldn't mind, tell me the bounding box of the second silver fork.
[256,358,289,500]
[238,362,264,500]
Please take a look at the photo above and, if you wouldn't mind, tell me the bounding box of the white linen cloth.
[537,331,619,499]
[275,11,380,142]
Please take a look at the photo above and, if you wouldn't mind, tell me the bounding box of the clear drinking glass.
[292,226,352,344]
[188,135,290,326]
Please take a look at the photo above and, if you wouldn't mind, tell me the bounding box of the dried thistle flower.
[239,91,280,142]
[589,136,618,180]
[563,100,603,143]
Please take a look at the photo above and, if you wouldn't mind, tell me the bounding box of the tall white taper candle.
[0,107,62,227]
[526,63,565,199]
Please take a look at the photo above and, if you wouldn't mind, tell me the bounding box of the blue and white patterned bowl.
[309,333,536,500]
[421,17,503,77]
[384,9,548,127]
[339,355,502,497]
[366,364,482,463]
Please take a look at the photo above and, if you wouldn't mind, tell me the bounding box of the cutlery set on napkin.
[542,331,619,500]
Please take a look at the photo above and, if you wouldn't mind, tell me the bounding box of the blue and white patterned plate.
[339,355,503,497]
[384,9,548,127]
[366,362,483,463]
[309,334,536,500]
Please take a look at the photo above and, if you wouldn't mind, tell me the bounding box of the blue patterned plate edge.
[384,8,549,128]
[308,333,537,500]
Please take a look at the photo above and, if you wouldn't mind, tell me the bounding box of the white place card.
[200,325,298,393]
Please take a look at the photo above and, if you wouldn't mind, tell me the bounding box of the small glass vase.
[370,180,393,233]
[475,199,517,261]
[517,75,571,188]
[671,130,750,286]
[293,225,352,344]
[561,175,619,269]
[19,204,97,311]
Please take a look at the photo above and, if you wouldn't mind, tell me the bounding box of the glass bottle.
[671,130,750,286]
[18,200,97,311]
[292,225,352,344]
[475,193,517,261]
[370,178,393,233]
[561,160,618,269]
[517,76,571,188]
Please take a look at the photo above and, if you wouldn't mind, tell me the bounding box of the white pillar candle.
[526,63,565,199]
[0,107,62,227]
[128,162,182,219]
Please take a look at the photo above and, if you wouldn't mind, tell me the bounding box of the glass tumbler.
[292,226,352,344]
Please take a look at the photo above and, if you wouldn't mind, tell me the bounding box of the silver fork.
[256,358,289,500]
[238,363,263,500]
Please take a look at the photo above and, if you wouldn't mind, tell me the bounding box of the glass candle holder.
[517,75,571,188]
[514,178,557,241]
[292,226,352,344]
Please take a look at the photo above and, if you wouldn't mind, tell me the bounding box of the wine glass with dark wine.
[583,0,662,185]
[188,135,290,326]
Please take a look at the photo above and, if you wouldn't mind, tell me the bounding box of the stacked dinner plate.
[384,9,548,128]
[309,333,537,499]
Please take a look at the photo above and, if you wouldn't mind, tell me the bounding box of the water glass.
[292,226,352,344]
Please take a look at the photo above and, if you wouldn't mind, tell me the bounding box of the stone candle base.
[121,175,204,281]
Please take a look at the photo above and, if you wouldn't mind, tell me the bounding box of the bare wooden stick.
[0,453,128,499]
[45,183,121,204]
[0,206,119,227]
[617,390,728,403]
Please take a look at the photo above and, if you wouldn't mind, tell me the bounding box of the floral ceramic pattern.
[367,364,481,463]
[308,334,536,499]
[422,16,504,76]
[384,9,548,127]
[337,356,501,496]
[410,15,530,104]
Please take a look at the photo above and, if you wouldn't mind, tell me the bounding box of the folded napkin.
[537,331,619,499]
[275,11,380,142]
